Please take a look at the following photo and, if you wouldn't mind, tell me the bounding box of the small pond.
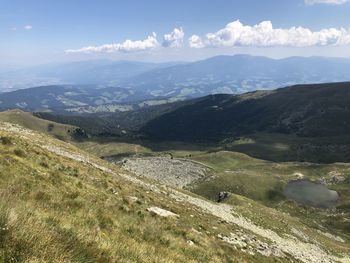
[284,179,339,208]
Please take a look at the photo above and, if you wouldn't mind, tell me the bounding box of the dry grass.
[0,129,263,263]
[0,124,348,262]
[0,110,76,141]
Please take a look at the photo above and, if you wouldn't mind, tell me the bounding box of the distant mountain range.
[1,55,350,111]
[0,60,181,92]
[121,55,350,96]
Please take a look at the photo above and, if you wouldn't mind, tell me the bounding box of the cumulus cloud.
[66,33,159,53]
[188,20,350,48]
[162,27,184,47]
[188,35,204,48]
[305,0,349,5]
[24,25,32,30]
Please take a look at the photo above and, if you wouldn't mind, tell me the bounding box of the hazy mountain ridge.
[0,84,159,112]
[1,55,350,105]
[0,60,183,92]
[116,55,350,95]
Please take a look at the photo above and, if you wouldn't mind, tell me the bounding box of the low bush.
[14,148,25,157]
[0,136,12,145]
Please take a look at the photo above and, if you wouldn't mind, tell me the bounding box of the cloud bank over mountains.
[189,20,350,48]
[162,27,184,48]
[66,27,185,53]
[66,21,350,54]
[66,32,160,53]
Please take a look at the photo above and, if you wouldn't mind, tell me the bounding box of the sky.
[2,0,350,66]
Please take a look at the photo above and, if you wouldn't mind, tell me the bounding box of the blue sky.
[2,0,350,65]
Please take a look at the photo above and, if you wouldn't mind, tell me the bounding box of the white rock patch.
[317,230,345,243]
[147,207,179,218]
[122,156,210,188]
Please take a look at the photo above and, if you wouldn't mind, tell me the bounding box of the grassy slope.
[77,138,215,159]
[1,123,349,262]
[0,109,77,141]
[0,123,292,263]
[3,108,347,164]
[187,151,350,239]
[78,137,350,241]
[141,82,350,163]
[142,82,350,140]
[222,132,350,163]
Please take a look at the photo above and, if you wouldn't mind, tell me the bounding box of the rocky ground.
[121,156,211,188]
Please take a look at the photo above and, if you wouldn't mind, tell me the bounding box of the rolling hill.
[142,82,350,163]
[0,109,86,141]
[143,82,350,139]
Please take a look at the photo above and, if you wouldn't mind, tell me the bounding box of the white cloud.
[188,20,350,48]
[66,33,160,53]
[162,27,184,47]
[188,35,204,48]
[24,25,32,30]
[305,0,349,5]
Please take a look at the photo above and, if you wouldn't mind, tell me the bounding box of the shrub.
[40,161,49,168]
[0,137,12,145]
[72,128,88,140]
[47,123,54,132]
[14,149,25,157]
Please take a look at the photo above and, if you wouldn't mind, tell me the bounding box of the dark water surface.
[284,179,339,208]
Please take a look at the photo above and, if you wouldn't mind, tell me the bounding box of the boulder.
[147,207,179,218]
